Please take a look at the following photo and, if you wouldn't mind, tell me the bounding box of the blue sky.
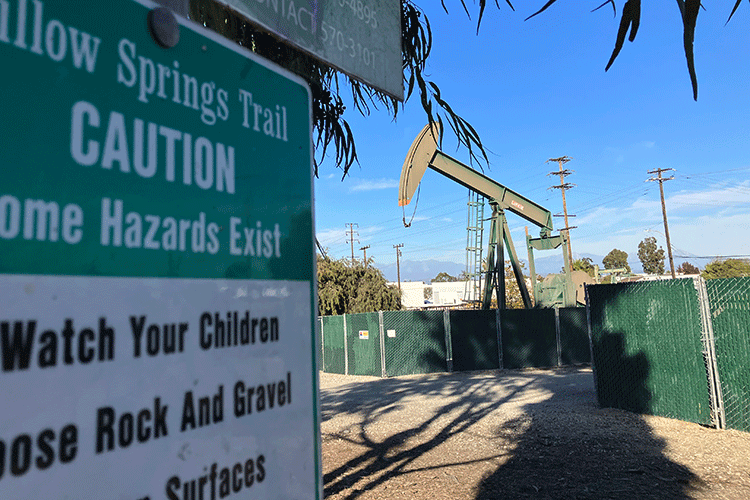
[314,2,750,276]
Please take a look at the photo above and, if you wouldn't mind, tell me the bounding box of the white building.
[388,281,477,309]
[389,281,429,309]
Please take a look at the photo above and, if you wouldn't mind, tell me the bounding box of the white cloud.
[668,182,750,210]
[349,178,399,192]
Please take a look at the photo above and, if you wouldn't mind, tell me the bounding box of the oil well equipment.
[398,124,590,309]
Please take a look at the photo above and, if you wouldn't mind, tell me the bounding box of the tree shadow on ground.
[474,333,703,499]
[322,369,538,498]
[321,333,705,499]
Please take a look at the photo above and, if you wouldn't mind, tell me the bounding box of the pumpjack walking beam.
[399,124,556,309]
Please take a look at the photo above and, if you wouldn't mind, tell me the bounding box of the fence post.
[342,313,349,376]
[694,277,726,429]
[584,285,597,397]
[555,307,562,367]
[378,311,386,377]
[495,309,504,369]
[443,309,453,372]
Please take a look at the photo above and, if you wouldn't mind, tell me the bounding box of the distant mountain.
[376,253,654,282]
[532,252,644,275]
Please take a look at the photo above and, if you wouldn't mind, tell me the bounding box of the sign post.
[0,0,320,498]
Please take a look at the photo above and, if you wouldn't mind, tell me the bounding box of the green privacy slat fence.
[383,310,447,376]
[559,307,591,365]
[319,308,589,377]
[450,310,500,372]
[321,315,346,374]
[588,280,712,425]
[706,277,750,432]
[345,312,382,376]
[501,309,557,369]
[319,279,750,433]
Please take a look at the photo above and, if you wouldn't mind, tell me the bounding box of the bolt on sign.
[218,0,403,100]
[0,0,321,498]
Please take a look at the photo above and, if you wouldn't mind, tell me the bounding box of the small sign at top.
[221,0,403,100]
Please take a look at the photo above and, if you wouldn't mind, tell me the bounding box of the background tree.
[189,0,733,177]
[677,261,700,275]
[504,261,527,309]
[637,237,666,275]
[568,257,595,277]
[317,256,401,315]
[701,258,750,279]
[603,249,632,273]
[432,272,459,283]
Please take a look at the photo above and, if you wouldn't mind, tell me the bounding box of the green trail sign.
[0,0,320,498]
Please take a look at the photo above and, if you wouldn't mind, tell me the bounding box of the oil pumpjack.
[398,124,590,309]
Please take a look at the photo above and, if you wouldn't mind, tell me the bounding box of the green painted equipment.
[399,124,579,308]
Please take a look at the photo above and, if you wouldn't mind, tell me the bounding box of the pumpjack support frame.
[399,124,571,309]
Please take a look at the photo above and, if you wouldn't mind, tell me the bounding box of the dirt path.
[320,367,750,499]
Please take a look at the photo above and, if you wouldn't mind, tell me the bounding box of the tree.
[317,256,401,315]
[702,259,750,279]
[677,261,700,275]
[637,237,665,275]
[189,0,729,178]
[503,261,527,309]
[432,272,459,283]
[569,257,595,277]
[478,260,526,309]
[603,249,631,273]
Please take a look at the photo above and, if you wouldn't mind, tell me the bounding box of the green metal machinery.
[398,124,582,309]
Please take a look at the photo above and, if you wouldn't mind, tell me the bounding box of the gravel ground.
[320,367,750,500]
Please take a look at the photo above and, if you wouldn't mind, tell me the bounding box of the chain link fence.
[344,312,381,377]
[323,279,750,433]
[588,279,713,426]
[383,310,447,376]
[320,315,346,374]
[558,307,590,365]
[501,309,557,369]
[449,310,500,372]
[319,307,589,377]
[705,277,750,431]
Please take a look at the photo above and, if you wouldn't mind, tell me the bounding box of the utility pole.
[345,223,359,264]
[647,168,676,278]
[360,245,370,265]
[393,244,404,291]
[548,156,576,268]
